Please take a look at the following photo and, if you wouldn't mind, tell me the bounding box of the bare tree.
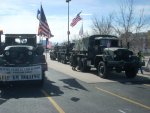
[91,14,114,35]
[114,0,149,49]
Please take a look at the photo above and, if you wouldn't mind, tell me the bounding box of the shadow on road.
[107,72,150,85]
[0,84,44,106]
[43,77,64,96]
[0,77,64,106]
[60,78,88,91]
[84,69,150,85]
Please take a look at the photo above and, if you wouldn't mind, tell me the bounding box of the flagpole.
[66,0,71,46]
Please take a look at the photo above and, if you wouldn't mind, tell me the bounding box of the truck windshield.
[100,39,118,47]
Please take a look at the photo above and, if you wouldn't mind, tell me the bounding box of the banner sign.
[0,65,42,81]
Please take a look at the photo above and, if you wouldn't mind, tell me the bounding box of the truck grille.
[5,47,33,64]
[114,49,133,61]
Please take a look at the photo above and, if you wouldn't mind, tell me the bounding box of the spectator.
[137,50,145,74]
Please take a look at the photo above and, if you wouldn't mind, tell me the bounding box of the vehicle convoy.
[0,33,47,85]
[71,35,144,78]
[50,43,74,64]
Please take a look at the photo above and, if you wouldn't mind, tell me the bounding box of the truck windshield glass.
[100,39,118,47]
[15,38,27,44]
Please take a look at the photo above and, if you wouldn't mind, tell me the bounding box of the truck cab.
[87,35,119,63]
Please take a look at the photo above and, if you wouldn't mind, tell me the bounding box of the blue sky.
[0,0,150,43]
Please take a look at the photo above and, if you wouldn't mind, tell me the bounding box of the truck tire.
[125,68,138,78]
[98,61,109,78]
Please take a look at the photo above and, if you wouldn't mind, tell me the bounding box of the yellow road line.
[95,87,150,110]
[41,89,65,113]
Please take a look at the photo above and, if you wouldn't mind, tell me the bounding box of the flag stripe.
[40,24,50,33]
[71,17,82,27]
[40,21,50,31]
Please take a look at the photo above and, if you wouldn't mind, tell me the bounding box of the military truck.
[49,43,74,64]
[49,44,65,62]
[49,45,59,60]
[72,35,143,78]
[0,33,47,85]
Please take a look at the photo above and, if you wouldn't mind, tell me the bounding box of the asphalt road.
[0,57,150,113]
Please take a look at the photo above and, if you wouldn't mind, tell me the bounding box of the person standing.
[138,51,145,74]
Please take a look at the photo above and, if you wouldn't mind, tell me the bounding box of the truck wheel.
[125,69,138,78]
[98,61,108,78]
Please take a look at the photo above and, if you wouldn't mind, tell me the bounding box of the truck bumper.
[107,61,142,69]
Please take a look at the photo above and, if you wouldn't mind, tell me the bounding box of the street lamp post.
[66,0,71,46]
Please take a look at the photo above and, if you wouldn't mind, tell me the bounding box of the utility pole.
[66,0,71,57]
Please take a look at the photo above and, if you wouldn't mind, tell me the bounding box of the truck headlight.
[113,54,117,58]
[5,51,10,56]
[28,51,32,55]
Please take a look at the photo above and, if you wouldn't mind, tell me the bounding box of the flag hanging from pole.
[37,5,54,38]
[70,11,82,27]
[79,23,83,36]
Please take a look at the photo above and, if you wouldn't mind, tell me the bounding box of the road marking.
[95,87,150,110]
[41,89,65,113]
[118,109,126,113]
[144,84,150,87]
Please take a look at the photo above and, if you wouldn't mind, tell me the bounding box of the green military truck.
[72,35,144,78]
[0,33,47,85]
[49,43,75,64]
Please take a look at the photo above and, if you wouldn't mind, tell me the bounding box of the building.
[120,30,150,54]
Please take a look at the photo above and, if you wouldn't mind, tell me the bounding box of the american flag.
[70,12,82,27]
[37,5,53,38]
